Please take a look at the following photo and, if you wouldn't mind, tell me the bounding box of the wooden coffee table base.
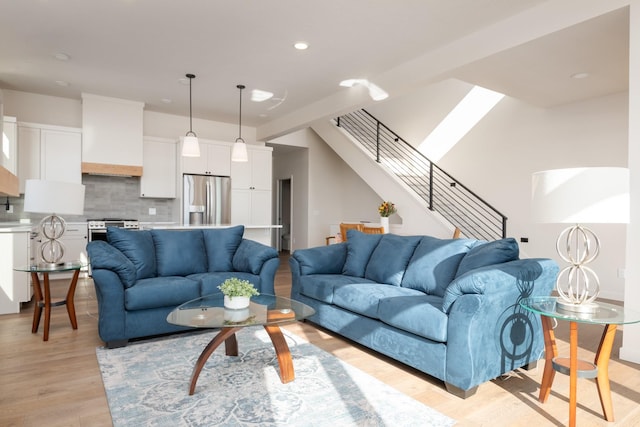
[189,324,294,395]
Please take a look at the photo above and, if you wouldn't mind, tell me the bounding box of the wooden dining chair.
[339,223,364,241]
[452,227,461,239]
[362,226,384,235]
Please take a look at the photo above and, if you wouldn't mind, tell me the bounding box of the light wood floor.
[1,253,639,426]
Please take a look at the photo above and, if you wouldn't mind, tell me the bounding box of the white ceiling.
[0,1,629,134]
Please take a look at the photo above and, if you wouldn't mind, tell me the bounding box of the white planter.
[224,295,250,310]
[224,307,250,323]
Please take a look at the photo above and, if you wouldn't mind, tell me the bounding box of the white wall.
[436,91,628,300]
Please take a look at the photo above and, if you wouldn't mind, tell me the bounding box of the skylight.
[418,86,504,162]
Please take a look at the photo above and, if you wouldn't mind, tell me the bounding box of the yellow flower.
[378,201,397,217]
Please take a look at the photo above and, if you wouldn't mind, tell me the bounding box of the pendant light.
[181,73,200,157]
[232,84,249,162]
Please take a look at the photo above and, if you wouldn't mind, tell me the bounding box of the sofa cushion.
[333,283,425,319]
[364,234,421,286]
[124,276,201,310]
[298,275,378,304]
[455,238,519,278]
[342,230,383,277]
[232,239,278,274]
[151,230,207,277]
[86,241,137,288]
[202,226,244,272]
[107,227,157,280]
[378,295,449,343]
[190,271,260,296]
[294,244,347,275]
[401,236,476,296]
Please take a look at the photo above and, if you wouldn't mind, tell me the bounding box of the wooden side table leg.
[539,315,558,403]
[66,270,80,329]
[42,273,52,342]
[189,327,239,395]
[594,324,617,422]
[569,321,578,427]
[31,272,43,334]
[264,324,294,383]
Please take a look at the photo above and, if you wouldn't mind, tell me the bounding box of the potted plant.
[377,201,397,233]
[218,278,259,309]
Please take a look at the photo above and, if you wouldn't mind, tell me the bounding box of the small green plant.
[218,278,260,298]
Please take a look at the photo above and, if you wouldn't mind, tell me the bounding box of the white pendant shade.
[24,179,85,215]
[232,140,248,162]
[182,135,200,157]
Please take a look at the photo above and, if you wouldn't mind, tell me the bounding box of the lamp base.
[556,299,599,314]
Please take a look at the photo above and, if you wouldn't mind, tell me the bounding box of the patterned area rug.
[96,328,456,427]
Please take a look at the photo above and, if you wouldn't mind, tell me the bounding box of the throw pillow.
[364,234,421,286]
[454,237,519,278]
[342,229,383,277]
[151,229,207,276]
[202,225,244,272]
[107,227,157,280]
[232,239,278,274]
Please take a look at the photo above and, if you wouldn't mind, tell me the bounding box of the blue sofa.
[289,230,558,398]
[86,225,279,348]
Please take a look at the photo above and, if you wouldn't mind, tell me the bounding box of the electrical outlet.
[149,207,156,215]
[618,268,626,279]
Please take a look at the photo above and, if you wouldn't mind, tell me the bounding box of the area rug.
[96,328,456,426]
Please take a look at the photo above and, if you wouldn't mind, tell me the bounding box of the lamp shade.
[24,180,85,215]
[531,167,629,224]
[182,135,200,157]
[231,140,248,162]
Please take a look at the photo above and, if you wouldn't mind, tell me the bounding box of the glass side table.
[520,296,640,427]
[14,262,86,341]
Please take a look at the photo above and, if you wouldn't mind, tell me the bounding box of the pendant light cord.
[186,74,196,137]
[236,84,245,142]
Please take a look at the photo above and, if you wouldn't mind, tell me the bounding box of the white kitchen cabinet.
[230,145,273,225]
[0,230,31,314]
[17,123,82,192]
[181,140,231,176]
[141,138,177,198]
[33,223,88,278]
[2,116,17,174]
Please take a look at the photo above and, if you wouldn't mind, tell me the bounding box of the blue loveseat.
[289,230,558,397]
[86,225,279,348]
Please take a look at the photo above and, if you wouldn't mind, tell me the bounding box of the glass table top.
[14,261,86,273]
[167,293,315,329]
[520,296,640,325]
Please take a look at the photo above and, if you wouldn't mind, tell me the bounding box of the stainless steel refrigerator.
[183,174,231,226]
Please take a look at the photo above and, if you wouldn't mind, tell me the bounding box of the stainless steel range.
[87,218,139,242]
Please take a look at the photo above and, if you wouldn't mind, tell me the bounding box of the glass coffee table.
[167,293,315,395]
[520,296,640,427]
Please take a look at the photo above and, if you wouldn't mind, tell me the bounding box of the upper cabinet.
[17,122,82,193]
[230,145,272,191]
[2,116,17,175]
[141,137,177,198]
[181,140,231,176]
[81,93,144,176]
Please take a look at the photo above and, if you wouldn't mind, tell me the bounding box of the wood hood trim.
[81,162,143,177]
[0,166,19,196]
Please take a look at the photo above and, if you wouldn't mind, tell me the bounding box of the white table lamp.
[531,167,629,313]
[24,179,85,266]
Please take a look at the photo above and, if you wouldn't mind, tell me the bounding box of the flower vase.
[380,216,390,233]
[224,295,250,310]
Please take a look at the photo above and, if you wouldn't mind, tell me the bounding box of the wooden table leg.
[595,324,617,422]
[569,321,578,427]
[66,270,80,329]
[539,315,558,403]
[42,273,52,342]
[264,324,294,383]
[189,327,240,395]
[31,272,43,334]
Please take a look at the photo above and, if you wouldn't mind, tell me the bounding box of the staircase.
[312,109,507,241]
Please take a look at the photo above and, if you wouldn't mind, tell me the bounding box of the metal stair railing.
[335,109,507,240]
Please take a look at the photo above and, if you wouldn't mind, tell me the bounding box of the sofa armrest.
[443,258,558,391]
[232,239,279,275]
[290,243,347,276]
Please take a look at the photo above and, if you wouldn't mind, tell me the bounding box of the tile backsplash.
[1,175,179,223]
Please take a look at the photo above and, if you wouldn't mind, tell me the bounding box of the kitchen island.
[140,223,282,247]
[0,224,34,314]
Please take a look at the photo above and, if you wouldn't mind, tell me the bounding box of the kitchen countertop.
[141,223,283,230]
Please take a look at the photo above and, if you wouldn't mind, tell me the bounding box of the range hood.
[81,93,144,177]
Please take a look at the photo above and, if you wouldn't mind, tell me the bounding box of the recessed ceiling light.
[251,89,274,102]
[55,80,69,87]
[161,98,172,104]
[293,41,309,50]
[54,52,70,61]
[571,72,589,79]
